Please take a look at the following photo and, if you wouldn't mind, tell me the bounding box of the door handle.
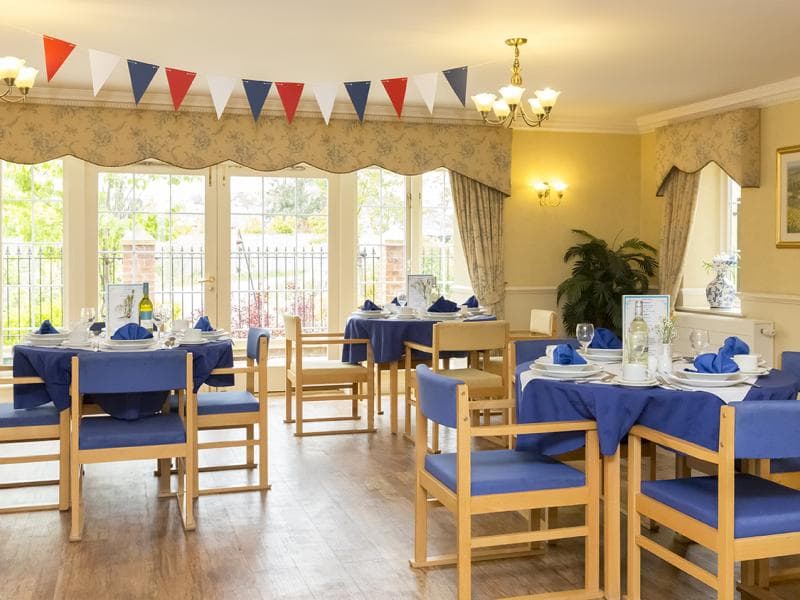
[197,276,216,284]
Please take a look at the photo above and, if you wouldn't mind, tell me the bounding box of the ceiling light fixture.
[0,56,38,103]
[472,38,560,128]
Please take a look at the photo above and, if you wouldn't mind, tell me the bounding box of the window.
[230,174,329,338]
[1,160,64,353]
[420,169,456,296]
[97,171,206,321]
[724,178,741,289]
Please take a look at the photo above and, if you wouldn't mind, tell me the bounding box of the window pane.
[421,169,455,296]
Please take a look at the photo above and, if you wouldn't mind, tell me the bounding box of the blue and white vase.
[705,268,737,309]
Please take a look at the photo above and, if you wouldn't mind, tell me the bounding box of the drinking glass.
[397,292,408,307]
[153,307,170,338]
[689,329,710,356]
[79,307,96,335]
[576,323,595,353]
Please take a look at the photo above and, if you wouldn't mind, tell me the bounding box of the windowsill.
[676,305,744,318]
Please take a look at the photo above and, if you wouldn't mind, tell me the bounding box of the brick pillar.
[121,226,156,291]
[384,238,405,301]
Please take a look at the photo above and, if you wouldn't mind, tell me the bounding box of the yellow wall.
[504,129,643,331]
[639,131,662,246]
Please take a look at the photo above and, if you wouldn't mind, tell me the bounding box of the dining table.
[13,340,234,420]
[342,312,494,434]
[516,360,800,600]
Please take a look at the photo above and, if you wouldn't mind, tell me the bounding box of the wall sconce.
[533,181,567,206]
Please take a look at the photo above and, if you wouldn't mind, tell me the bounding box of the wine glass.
[689,329,710,356]
[397,292,408,307]
[153,307,170,339]
[79,307,96,337]
[576,323,595,353]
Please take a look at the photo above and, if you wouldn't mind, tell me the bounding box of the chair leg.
[376,366,383,415]
[413,482,429,565]
[404,384,413,438]
[157,458,171,498]
[457,506,471,600]
[295,385,304,436]
[284,378,294,423]
[69,458,82,542]
[367,373,375,432]
[59,413,70,511]
[351,383,359,419]
[245,424,255,467]
[184,452,196,530]
[258,422,269,490]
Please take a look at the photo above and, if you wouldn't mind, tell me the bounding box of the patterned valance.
[655,107,760,195]
[0,103,512,195]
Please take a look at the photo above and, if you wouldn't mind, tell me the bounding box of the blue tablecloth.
[13,341,235,419]
[516,361,800,456]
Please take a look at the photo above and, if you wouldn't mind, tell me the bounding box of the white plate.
[612,376,659,387]
[530,364,604,380]
[201,329,228,338]
[389,315,419,320]
[104,338,157,348]
[533,356,597,372]
[585,347,623,357]
[27,331,70,339]
[177,338,209,346]
[582,351,623,363]
[669,372,749,388]
[675,369,742,381]
[739,367,770,376]
[352,310,387,319]
[425,311,460,319]
[60,341,93,349]
[25,338,67,347]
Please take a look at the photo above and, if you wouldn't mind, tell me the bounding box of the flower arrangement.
[655,315,678,345]
[703,253,738,274]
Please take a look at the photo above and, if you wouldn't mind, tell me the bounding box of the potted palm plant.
[556,230,658,336]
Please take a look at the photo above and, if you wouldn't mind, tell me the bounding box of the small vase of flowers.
[654,316,678,373]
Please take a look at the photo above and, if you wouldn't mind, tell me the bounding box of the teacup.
[732,354,759,371]
[172,319,189,332]
[398,306,415,315]
[183,328,202,342]
[622,363,649,382]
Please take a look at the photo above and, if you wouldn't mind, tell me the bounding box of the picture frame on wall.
[106,283,145,334]
[776,145,800,247]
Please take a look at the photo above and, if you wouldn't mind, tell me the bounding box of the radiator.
[673,311,776,368]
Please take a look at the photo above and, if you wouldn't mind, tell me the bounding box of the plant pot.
[657,343,673,373]
[705,268,737,309]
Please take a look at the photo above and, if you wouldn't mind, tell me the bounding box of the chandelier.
[0,57,38,103]
[471,38,560,128]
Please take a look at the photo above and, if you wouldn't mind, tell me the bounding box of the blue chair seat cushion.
[771,458,800,474]
[169,391,258,415]
[79,413,186,450]
[425,449,585,496]
[0,403,61,428]
[641,474,800,538]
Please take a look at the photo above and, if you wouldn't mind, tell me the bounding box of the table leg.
[604,449,621,600]
[390,360,398,435]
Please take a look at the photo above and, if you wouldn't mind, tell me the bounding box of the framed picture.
[621,294,671,355]
[106,283,144,334]
[776,145,800,247]
[407,274,437,312]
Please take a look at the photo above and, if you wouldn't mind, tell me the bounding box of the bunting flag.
[413,72,438,114]
[312,82,338,125]
[275,82,304,123]
[127,60,159,104]
[381,77,407,118]
[165,67,196,111]
[43,35,76,81]
[345,81,371,122]
[88,49,120,96]
[206,75,236,119]
[443,66,468,107]
[242,79,271,121]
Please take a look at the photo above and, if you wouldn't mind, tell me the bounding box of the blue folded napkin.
[361,299,381,311]
[428,296,459,313]
[722,336,750,356]
[111,323,154,340]
[552,344,587,365]
[194,316,214,331]
[35,320,59,334]
[462,295,479,308]
[690,351,740,374]
[390,297,400,306]
[588,328,622,350]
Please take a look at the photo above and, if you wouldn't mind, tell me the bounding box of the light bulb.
[528,98,545,115]
[492,99,511,119]
[534,88,560,108]
[14,66,37,90]
[499,85,524,106]
[0,56,24,82]
[471,93,496,113]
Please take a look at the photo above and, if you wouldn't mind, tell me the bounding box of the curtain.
[658,169,702,301]
[450,172,507,318]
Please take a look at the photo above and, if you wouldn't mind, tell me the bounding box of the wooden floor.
[3,395,800,599]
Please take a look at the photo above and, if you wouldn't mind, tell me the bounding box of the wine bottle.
[138,282,154,331]
[627,300,649,366]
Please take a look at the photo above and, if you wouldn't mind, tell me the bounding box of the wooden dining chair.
[284,315,375,436]
[69,351,195,541]
[410,365,602,600]
[404,320,509,452]
[627,401,800,600]
[168,328,270,496]
[0,366,69,514]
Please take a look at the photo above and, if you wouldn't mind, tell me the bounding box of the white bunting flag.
[312,82,339,125]
[413,72,438,114]
[88,49,120,96]
[206,75,237,119]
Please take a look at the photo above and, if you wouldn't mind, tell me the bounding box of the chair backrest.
[77,350,188,394]
[530,309,556,336]
[730,401,800,458]
[513,338,577,366]
[433,320,508,353]
[284,314,301,342]
[781,351,800,381]
[246,327,271,361]
[415,365,461,429]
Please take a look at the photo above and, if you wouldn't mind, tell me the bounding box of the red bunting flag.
[275,82,304,123]
[165,68,196,111]
[381,77,408,118]
[43,35,76,81]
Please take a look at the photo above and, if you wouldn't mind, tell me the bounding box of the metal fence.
[2,244,64,349]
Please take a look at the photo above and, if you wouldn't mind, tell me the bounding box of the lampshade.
[534,88,561,108]
[0,56,24,81]
[533,182,549,193]
[14,66,37,90]
[499,85,525,106]
[492,99,511,119]
[471,93,496,113]
[553,181,568,193]
[528,98,545,115]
